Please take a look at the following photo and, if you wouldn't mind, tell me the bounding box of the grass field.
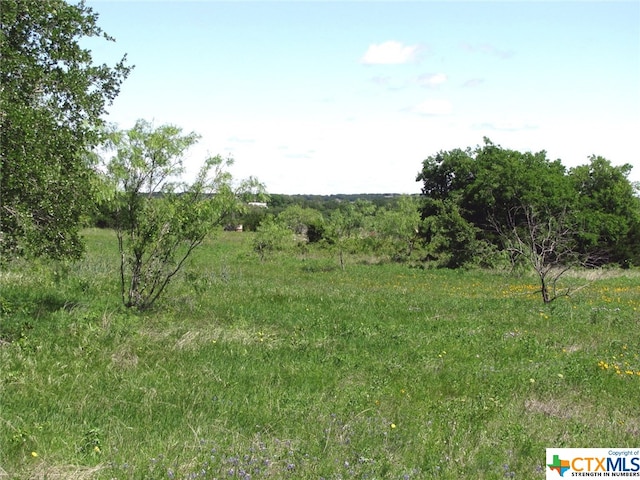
[1,229,639,479]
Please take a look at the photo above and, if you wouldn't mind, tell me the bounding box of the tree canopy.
[0,0,131,260]
[416,139,640,268]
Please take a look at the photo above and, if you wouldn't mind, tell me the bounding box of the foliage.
[276,204,325,241]
[104,119,262,309]
[253,205,326,259]
[252,214,295,261]
[323,200,376,270]
[236,204,268,232]
[569,156,640,266]
[416,138,640,272]
[253,196,428,266]
[421,198,486,268]
[0,0,131,260]
[266,193,410,218]
[372,195,424,262]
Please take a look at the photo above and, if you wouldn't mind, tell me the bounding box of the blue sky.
[86,1,640,194]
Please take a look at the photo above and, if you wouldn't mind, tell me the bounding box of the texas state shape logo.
[548,454,570,477]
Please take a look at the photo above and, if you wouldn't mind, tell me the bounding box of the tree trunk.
[540,277,550,304]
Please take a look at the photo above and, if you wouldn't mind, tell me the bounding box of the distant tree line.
[92,193,413,232]
[252,196,423,269]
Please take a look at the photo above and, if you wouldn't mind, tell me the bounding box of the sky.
[85,1,640,195]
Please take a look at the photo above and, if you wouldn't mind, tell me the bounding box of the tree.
[323,200,376,270]
[495,205,585,303]
[416,147,475,203]
[421,198,485,268]
[417,139,640,274]
[569,156,640,266]
[276,204,325,242]
[252,214,295,261]
[105,120,263,310]
[374,195,423,262]
[0,0,131,260]
[467,139,571,234]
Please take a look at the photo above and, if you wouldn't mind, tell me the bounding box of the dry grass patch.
[565,268,640,281]
[524,397,581,419]
[20,463,106,480]
[172,324,282,350]
[110,347,139,369]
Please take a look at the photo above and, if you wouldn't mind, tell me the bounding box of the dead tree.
[493,206,588,303]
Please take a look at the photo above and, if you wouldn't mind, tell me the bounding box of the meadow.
[1,229,639,479]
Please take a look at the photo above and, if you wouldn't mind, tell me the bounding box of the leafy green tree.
[421,199,485,268]
[105,120,262,310]
[374,195,423,262]
[252,214,295,261]
[277,205,325,242]
[468,140,571,234]
[417,139,571,226]
[323,200,376,270]
[569,156,640,266]
[417,138,640,274]
[416,147,475,204]
[417,139,578,268]
[0,0,131,260]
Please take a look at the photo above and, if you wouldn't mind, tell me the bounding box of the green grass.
[1,229,639,479]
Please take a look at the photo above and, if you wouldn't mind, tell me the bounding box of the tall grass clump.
[1,229,639,479]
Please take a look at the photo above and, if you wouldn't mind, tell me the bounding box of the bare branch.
[492,204,589,303]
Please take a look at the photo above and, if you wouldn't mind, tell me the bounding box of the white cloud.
[413,99,453,116]
[361,41,419,65]
[417,73,447,88]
